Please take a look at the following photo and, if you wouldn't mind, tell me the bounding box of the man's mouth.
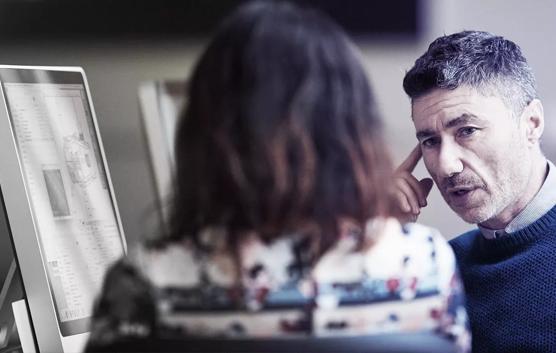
[450,187,472,195]
[446,186,479,206]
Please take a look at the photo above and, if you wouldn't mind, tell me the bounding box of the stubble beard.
[450,167,529,226]
[455,189,512,225]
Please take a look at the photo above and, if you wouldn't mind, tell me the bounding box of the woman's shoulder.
[127,231,241,291]
[360,218,457,290]
[368,219,453,260]
[385,220,454,265]
[397,221,457,272]
[394,220,447,244]
[126,240,205,289]
[312,218,455,285]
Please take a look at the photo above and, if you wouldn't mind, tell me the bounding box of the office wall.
[0,0,554,249]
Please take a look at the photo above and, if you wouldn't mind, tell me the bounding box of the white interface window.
[5,83,124,326]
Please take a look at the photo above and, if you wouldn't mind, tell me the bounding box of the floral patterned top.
[87,218,470,352]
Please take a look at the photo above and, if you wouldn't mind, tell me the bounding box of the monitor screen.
[0,68,125,337]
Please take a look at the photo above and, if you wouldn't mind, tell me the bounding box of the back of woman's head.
[167,1,393,255]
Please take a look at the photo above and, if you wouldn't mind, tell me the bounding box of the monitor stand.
[0,260,25,352]
[12,298,35,353]
[0,187,26,352]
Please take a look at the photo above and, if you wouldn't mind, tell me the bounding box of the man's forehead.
[411,87,478,118]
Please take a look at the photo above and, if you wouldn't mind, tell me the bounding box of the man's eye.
[458,127,478,137]
[421,137,440,148]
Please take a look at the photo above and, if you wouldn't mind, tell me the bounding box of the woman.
[87,1,469,351]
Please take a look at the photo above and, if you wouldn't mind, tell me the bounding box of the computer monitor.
[0,66,126,352]
[138,80,185,226]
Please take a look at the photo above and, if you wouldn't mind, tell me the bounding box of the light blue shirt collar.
[479,160,556,239]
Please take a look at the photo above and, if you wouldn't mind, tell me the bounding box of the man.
[396,30,556,353]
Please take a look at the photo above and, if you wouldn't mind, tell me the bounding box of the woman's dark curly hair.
[163,1,394,257]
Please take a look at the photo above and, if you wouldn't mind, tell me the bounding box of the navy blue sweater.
[450,205,556,353]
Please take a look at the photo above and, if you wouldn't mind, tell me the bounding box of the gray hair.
[403,30,537,116]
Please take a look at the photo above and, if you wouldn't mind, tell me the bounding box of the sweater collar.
[477,205,556,254]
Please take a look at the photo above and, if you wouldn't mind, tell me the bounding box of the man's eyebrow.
[445,113,481,129]
[415,113,481,140]
[416,129,435,141]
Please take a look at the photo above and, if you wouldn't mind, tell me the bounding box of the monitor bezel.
[0,65,126,352]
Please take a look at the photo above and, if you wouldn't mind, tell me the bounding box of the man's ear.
[521,99,544,145]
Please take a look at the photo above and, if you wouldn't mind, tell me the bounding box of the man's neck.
[480,154,548,230]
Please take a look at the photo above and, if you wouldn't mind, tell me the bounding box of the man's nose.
[437,141,464,178]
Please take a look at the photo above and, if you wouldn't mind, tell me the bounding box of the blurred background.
[1,0,554,246]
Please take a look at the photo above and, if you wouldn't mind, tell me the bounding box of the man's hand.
[393,145,434,223]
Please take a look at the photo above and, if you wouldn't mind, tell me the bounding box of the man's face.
[412,86,532,225]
